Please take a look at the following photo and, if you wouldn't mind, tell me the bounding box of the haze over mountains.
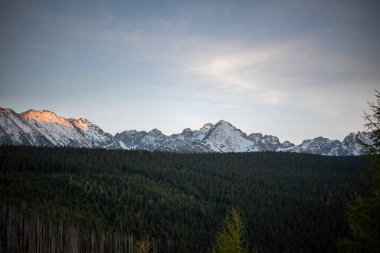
[0,107,371,156]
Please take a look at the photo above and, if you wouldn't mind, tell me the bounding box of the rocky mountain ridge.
[0,107,371,156]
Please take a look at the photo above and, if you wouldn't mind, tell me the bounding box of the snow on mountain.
[148,125,212,152]
[21,109,86,146]
[278,132,372,156]
[194,123,214,141]
[341,132,371,156]
[0,107,371,155]
[69,117,118,148]
[114,128,168,151]
[137,129,168,151]
[114,130,148,149]
[0,108,120,148]
[281,141,295,149]
[199,120,259,152]
[0,108,54,146]
[157,139,212,153]
[279,137,343,155]
[248,133,286,151]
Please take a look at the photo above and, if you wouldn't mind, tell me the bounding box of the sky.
[0,0,379,144]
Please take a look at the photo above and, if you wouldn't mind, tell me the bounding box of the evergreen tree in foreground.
[338,91,380,253]
[211,208,257,253]
[135,236,154,253]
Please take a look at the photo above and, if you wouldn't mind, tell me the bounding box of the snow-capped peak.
[201,120,257,152]
[22,109,72,128]
[215,120,232,127]
[0,108,121,149]
[0,108,372,156]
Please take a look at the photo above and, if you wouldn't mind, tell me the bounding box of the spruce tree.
[338,91,380,253]
[211,208,256,253]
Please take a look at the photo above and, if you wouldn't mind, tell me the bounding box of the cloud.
[86,17,378,121]
[176,38,379,111]
[2,0,379,142]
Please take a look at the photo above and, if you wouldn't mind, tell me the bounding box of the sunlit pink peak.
[70,118,91,131]
[21,109,72,127]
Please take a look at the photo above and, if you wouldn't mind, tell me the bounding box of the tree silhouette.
[135,236,154,253]
[338,91,380,253]
[211,208,257,253]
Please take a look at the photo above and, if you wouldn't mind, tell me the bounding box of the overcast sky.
[1,0,379,143]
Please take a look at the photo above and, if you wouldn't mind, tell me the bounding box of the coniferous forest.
[0,146,369,253]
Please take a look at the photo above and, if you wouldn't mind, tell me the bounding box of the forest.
[0,146,369,253]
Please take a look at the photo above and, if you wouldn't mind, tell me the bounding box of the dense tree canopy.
[0,146,368,253]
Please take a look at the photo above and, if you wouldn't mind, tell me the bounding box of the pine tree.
[338,91,380,253]
[211,208,256,253]
[135,235,154,253]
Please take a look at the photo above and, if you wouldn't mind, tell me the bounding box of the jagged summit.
[76,118,91,123]
[0,107,16,114]
[249,133,263,139]
[0,108,371,155]
[201,123,214,130]
[22,109,73,127]
[181,128,193,137]
[149,128,164,135]
[214,120,233,127]
[199,119,253,152]
[22,109,55,115]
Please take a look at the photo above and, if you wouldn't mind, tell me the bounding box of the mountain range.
[0,107,371,156]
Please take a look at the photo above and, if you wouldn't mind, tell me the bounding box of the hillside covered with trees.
[0,146,368,253]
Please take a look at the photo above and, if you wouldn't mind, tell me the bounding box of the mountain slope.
[0,108,121,148]
[0,107,371,155]
[200,120,259,152]
[0,108,54,146]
